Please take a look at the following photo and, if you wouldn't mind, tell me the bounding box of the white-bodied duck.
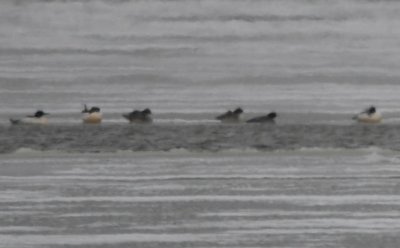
[247,112,277,124]
[9,110,49,125]
[122,108,153,124]
[82,104,102,124]
[216,107,244,123]
[353,106,382,124]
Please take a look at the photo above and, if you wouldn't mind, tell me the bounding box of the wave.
[0,47,198,56]
[157,14,327,23]
[9,145,396,155]
[2,124,400,154]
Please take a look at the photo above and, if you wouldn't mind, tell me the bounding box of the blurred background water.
[1,0,400,122]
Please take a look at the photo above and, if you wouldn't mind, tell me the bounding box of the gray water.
[1,123,400,154]
[1,0,400,117]
[2,0,400,247]
[2,149,400,248]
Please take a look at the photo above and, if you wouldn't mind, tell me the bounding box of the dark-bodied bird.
[123,108,153,124]
[216,107,243,123]
[247,112,277,124]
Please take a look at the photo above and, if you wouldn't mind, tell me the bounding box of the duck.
[247,112,277,124]
[353,106,382,124]
[82,104,102,124]
[216,107,243,123]
[9,110,49,125]
[122,108,153,124]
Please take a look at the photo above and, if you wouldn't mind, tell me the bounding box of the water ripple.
[1,124,399,153]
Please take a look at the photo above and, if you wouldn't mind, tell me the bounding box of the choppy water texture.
[1,123,400,153]
[2,149,400,248]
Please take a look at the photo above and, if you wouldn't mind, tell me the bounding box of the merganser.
[122,108,153,124]
[9,110,49,125]
[216,107,243,123]
[82,104,102,124]
[247,112,277,123]
[353,106,382,124]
